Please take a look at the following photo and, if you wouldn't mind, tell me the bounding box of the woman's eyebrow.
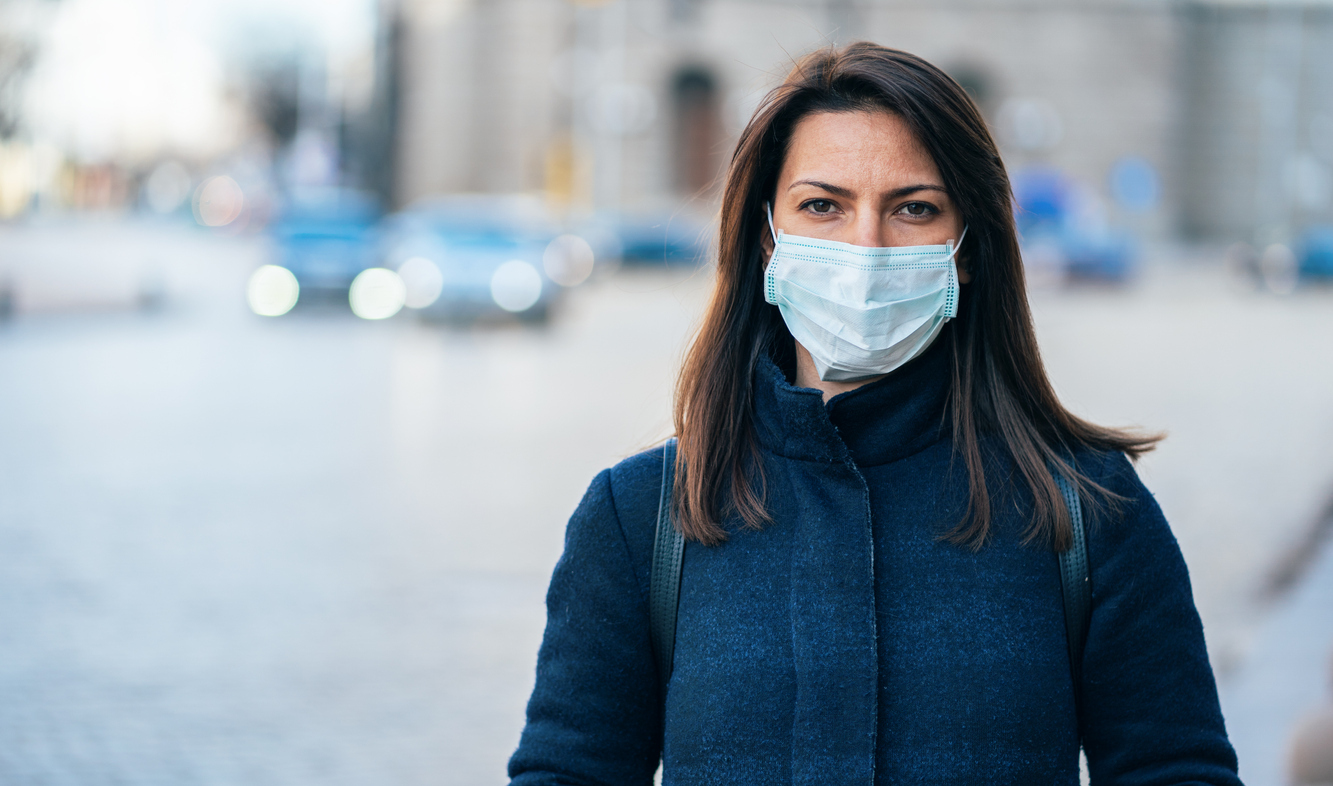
[886,184,948,199]
[787,179,854,197]
[787,180,948,200]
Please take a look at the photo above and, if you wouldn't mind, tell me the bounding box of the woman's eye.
[900,202,935,217]
[805,200,835,214]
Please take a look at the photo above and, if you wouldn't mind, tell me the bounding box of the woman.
[509,43,1240,785]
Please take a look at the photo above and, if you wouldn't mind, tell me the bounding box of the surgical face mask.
[763,205,966,382]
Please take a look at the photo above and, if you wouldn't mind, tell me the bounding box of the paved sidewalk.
[1221,531,1333,786]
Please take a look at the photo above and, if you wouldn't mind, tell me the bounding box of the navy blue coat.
[509,345,1240,785]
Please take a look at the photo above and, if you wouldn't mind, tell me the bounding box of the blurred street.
[0,220,702,785]
[0,221,1330,784]
[1,0,1331,780]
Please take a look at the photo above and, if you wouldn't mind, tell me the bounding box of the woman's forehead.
[780,110,942,191]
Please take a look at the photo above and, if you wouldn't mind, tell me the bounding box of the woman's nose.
[850,211,887,248]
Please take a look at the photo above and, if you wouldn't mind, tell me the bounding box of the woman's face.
[766,109,970,281]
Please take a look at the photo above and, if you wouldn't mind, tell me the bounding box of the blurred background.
[0,0,1331,783]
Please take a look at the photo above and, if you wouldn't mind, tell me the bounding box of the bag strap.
[649,447,1091,704]
[649,439,684,700]
[1053,471,1091,691]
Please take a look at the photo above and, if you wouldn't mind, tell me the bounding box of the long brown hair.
[672,42,1160,549]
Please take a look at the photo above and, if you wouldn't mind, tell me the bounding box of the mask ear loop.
[765,202,780,245]
[946,225,969,258]
[947,226,970,297]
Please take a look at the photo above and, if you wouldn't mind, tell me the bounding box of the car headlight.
[349,268,407,320]
[398,256,444,309]
[247,265,299,316]
[490,260,543,312]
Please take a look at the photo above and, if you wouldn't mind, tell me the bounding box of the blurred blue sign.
[1109,156,1160,213]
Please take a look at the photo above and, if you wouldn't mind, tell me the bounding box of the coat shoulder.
[1071,447,1157,530]
[1077,447,1137,488]
[603,443,673,587]
[606,443,671,535]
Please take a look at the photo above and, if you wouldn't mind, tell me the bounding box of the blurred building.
[391,0,1333,243]
[1180,3,1333,243]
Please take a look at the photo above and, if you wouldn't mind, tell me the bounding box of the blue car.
[585,211,710,267]
[1298,227,1333,280]
[269,189,382,302]
[379,195,561,323]
[1060,233,1136,282]
[1011,166,1136,283]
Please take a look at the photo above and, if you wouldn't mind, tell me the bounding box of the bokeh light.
[398,256,444,308]
[193,175,244,227]
[246,265,299,317]
[490,260,543,312]
[997,97,1065,152]
[349,267,406,320]
[1260,244,1298,295]
[543,234,596,287]
[145,161,193,214]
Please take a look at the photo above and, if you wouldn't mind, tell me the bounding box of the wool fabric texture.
[508,343,1241,785]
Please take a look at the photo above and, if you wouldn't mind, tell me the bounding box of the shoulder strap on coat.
[649,439,684,700]
[1053,471,1091,691]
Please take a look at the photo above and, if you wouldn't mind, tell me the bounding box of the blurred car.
[1298,226,1333,280]
[1012,166,1136,283]
[1061,234,1136,282]
[580,211,711,267]
[379,194,562,323]
[268,188,382,302]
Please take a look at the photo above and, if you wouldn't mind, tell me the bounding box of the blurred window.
[672,66,723,196]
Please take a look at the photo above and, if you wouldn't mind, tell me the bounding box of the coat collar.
[751,337,953,467]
